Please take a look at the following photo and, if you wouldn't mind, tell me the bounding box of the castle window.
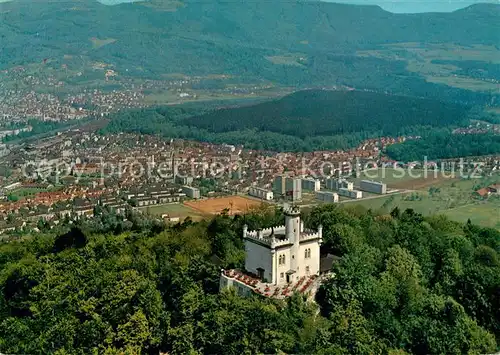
[305,248,311,259]
[306,266,310,274]
[279,255,286,265]
[280,272,284,278]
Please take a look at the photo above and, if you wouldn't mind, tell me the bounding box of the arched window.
[307,249,311,258]
[305,249,308,258]
[279,255,282,264]
[282,255,286,264]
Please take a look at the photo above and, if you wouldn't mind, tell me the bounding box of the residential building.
[325,178,353,191]
[301,178,321,192]
[315,191,339,203]
[360,180,387,194]
[273,175,287,196]
[248,186,273,201]
[338,187,362,199]
[182,186,201,199]
[273,175,301,201]
[285,177,302,201]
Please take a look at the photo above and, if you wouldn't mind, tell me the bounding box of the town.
[0,123,498,236]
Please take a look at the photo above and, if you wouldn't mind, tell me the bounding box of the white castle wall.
[244,240,275,282]
[298,239,321,277]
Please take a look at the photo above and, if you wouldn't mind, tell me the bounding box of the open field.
[143,86,289,106]
[345,177,500,228]
[139,203,206,221]
[389,43,500,63]
[487,107,500,115]
[356,43,500,92]
[351,168,456,190]
[442,202,500,229]
[426,76,499,93]
[265,53,307,67]
[184,196,267,215]
[90,37,116,49]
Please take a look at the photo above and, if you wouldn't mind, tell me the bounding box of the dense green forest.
[0,0,498,104]
[0,204,499,354]
[100,103,374,151]
[386,132,500,161]
[100,90,471,152]
[183,90,469,138]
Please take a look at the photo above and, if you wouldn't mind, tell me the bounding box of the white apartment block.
[248,186,274,201]
[301,178,321,192]
[325,178,353,191]
[338,187,362,199]
[182,185,201,199]
[316,191,339,203]
[359,180,387,194]
[273,175,302,201]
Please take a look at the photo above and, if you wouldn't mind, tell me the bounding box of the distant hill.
[0,0,498,103]
[101,90,471,151]
[183,89,470,137]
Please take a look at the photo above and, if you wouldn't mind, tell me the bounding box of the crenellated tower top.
[283,204,301,217]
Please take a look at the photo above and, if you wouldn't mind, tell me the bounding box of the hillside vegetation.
[386,131,500,160]
[101,90,470,151]
[0,205,499,354]
[0,0,498,102]
[183,90,470,137]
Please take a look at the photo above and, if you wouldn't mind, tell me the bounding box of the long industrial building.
[248,186,274,201]
[338,187,362,199]
[359,180,387,194]
[315,191,339,203]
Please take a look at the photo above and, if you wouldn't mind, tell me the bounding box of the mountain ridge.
[0,0,498,104]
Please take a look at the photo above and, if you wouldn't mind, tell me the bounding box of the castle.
[219,206,324,298]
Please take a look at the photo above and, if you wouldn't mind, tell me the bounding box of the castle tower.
[285,205,301,281]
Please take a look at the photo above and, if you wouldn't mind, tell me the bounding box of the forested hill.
[0,0,498,102]
[0,205,499,354]
[183,90,470,138]
[2,1,498,59]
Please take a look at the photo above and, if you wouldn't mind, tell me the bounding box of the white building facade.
[301,178,321,192]
[220,206,323,297]
[338,187,363,199]
[359,180,387,194]
[316,191,339,203]
[248,186,274,201]
[325,178,353,191]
